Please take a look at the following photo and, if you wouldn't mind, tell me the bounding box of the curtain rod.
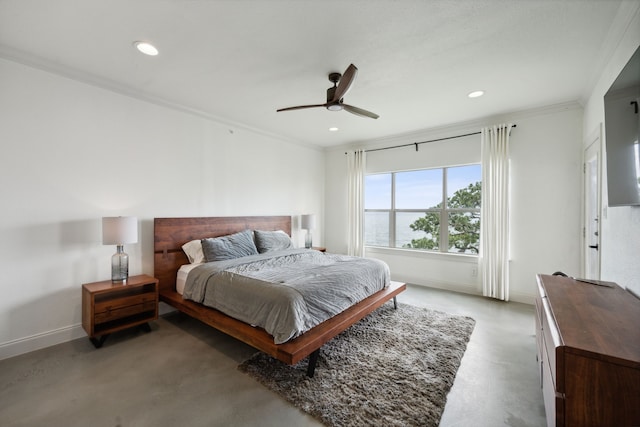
[346,124,516,154]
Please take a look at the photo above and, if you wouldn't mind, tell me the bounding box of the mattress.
[176,263,203,295]
[183,248,390,344]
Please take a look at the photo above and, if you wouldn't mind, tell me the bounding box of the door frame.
[582,124,603,279]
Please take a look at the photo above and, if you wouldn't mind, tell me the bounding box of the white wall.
[583,3,640,296]
[0,57,325,359]
[4,4,635,360]
[325,104,584,304]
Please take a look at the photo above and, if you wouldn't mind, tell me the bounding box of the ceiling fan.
[277,64,379,119]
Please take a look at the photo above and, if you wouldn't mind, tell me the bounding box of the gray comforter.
[183,248,390,344]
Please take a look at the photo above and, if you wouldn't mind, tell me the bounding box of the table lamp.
[301,214,316,249]
[102,216,138,282]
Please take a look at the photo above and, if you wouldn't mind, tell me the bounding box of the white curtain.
[347,150,366,257]
[480,124,514,301]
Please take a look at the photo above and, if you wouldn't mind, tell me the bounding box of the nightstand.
[82,274,159,348]
[312,247,326,252]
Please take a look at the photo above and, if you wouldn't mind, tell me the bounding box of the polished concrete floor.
[0,285,546,427]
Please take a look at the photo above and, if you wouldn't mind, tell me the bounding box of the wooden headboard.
[153,216,292,294]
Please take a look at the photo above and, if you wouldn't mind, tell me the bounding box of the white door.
[583,127,601,279]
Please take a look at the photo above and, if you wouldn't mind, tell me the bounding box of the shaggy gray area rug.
[238,302,475,427]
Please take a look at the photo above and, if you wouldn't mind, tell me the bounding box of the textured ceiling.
[0,0,628,147]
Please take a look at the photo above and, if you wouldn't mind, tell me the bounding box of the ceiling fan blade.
[343,104,379,119]
[277,103,326,112]
[331,64,358,102]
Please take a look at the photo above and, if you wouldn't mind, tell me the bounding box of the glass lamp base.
[305,231,313,249]
[111,245,129,282]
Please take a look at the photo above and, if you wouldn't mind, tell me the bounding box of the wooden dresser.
[535,274,640,426]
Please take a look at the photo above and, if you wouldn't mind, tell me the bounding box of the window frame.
[364,164,481,255]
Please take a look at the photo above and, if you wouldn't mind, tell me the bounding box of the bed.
[154,216,406,376]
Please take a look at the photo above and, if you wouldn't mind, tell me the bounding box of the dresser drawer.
[541,349,559,427]
[541,296,563,392]
[535,297,543,385]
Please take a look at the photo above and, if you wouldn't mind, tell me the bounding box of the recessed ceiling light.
[328,127,339,132]
[468,90,485,98]
[133,41,159,56]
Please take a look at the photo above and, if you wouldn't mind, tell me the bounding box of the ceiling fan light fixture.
[468,90,485,98]
[133,41,159,56]
[277,64,378,119]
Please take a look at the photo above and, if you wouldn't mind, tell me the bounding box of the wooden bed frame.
[153,216,406,376]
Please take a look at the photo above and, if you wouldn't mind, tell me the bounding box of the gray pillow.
[254,229,293,253]
[201,230,258,262]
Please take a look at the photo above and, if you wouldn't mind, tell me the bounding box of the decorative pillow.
[254,229,293,253]
[201,230,258,262]
[182,239,206,264]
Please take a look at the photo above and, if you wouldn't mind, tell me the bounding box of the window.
[364,164,481,254]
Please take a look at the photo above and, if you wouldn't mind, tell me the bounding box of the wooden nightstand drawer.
[95,292,156,314]
[95,301,157,324]
[82,274,159,348]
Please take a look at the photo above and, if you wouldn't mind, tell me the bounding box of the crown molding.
[579,0,640,105]
[331,101,582,153]
[0,45,323,153]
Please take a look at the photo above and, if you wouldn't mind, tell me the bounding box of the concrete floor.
[0,285,546,427]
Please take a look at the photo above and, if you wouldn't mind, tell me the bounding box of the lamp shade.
[102,216,138,245]
[301,214,316,230]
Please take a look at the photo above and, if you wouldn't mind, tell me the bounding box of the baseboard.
[394,275,481,297]
[401,277,535,305]
[507,290,535,305]
[0,324,86,361]
[1,305,177,362]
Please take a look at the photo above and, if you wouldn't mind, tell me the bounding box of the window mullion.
[441,168,448,252]
[390,173,396,248]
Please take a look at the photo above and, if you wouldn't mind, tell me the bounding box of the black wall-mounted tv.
[604,45,640,207]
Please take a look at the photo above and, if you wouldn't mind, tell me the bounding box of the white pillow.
[182,239,205,264]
